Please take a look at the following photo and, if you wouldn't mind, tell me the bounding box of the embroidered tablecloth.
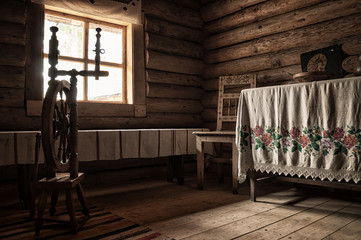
[236,77,361,183]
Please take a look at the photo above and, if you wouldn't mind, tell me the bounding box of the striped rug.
[0,204,174,240]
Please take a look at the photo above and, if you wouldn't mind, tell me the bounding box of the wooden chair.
[193,74,256,194]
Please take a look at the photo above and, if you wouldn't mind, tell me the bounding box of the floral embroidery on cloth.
[239,125,361,158]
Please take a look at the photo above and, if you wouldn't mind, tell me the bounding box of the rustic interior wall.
[200,0,361,130]
[0,0,204,131]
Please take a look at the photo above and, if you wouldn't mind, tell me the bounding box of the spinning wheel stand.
[35,26,108,236]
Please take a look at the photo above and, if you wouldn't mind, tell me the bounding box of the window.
[43,11,127,103]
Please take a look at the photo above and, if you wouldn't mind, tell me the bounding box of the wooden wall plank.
[78,131,97,162]
[146,82,203,100]
[121,130,140,159]
[78,102,134,117]
[0,1,26,24]
[140,130,159,158]
[0,88,24,107]
[206,13,361,64]
[98,131,121,160]
[0,66,25,88]
[175,129,187,155]
[159,130,173,157]
[146,69,202,87]
[0,43,26,67]
[147,98,203,114]
[146,50,205,75]
[143,0,203,29]
[0,21,25,46]
[165,0,201,10]
[203,0,325,35]
[146,32,204,59]
[200,0,265,23]
[145,17,203,44]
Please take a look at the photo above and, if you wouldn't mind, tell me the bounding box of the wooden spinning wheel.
[41,80,71,174]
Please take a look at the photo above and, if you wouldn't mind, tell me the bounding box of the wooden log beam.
[255,65,302,85]
[203,0,325,36]
[0,66,25,88]
[201,108,217,122]
[145,32,204,59]
[0,43,26,67]
[205,0,361,50]
[0,21,25,46]
[0,1,26,24]
[201,91,218,108]
[204,45,320,79]
[147,82,204,100]
[146,69,202,87]
[146,50,205,75]
[207,14,361,64]
[147,98,203,114]
[202,78,219,91]
[0,108,40,131]
[142,0,203,29]
[200,0,265,23]
[145,17,204,44]
[165,0,201,10]
[0,88,24,107]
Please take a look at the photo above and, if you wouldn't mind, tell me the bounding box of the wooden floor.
[1,173,361,240]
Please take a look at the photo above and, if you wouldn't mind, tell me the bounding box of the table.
[236,76,361,184]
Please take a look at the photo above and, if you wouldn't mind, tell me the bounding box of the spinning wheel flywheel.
[41,80,71,173]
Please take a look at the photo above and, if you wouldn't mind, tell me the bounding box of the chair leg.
[66,189,78,234]
[76,183,89,217]
[35,189,48,236]
[217,162,224,184]
[49,190,59,216]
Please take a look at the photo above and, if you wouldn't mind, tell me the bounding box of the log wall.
[200,0,361,130]
[0,0,204,131]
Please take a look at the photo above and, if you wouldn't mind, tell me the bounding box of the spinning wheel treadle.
[41,80,71,173]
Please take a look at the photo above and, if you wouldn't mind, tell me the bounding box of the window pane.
[88,64,123,102]
[44,14,84,58]
[88,24,123,64]
[43,59,84,101]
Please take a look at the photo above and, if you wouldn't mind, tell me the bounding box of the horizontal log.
[342,35,361,55]
[78,102,134,117]
[0,21,25,46]
[0,43,26,67]
[255,65,302,85]
[78,113,203,129]
[145,32,204,59]
[201,91,218,108]
[147,82,204,100]
[146,50,205,75]
[145,17,203,44]
[200,0,265,23]
[142,0,203,29]
[202,78,219,91]
[165,0,201,10]
[147,98,203,113]
[207,14,361,64]
[342,55,358,73]
[205,0,361,50]
[0,1,26,24]
[0,66,25,88]
[0,108,40,131]
[202,121,217,131]
[204,45,323,79]
[201,108,217,122]
[146,69,202,87]
[203,0,325,36]
[0,88,24,107]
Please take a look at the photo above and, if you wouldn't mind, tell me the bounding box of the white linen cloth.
[236,77,361,183]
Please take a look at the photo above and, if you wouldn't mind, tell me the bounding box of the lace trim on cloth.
[238,162,361,184]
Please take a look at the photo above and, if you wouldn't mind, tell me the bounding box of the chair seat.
[192,130,235,136]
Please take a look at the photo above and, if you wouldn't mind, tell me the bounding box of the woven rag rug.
[0,204,173,240]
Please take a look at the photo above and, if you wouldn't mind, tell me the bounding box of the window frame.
[44,9,128,103]
[26,2,146,119]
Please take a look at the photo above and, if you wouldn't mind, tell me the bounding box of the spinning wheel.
[41,80,71,174]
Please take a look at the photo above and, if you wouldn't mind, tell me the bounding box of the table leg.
[196,137,204,190]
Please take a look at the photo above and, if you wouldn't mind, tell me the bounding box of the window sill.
[26,100,146,118]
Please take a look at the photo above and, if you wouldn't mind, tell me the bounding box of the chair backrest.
[217,74,256,131]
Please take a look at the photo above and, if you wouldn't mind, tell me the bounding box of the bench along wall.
[200,0,361,130]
